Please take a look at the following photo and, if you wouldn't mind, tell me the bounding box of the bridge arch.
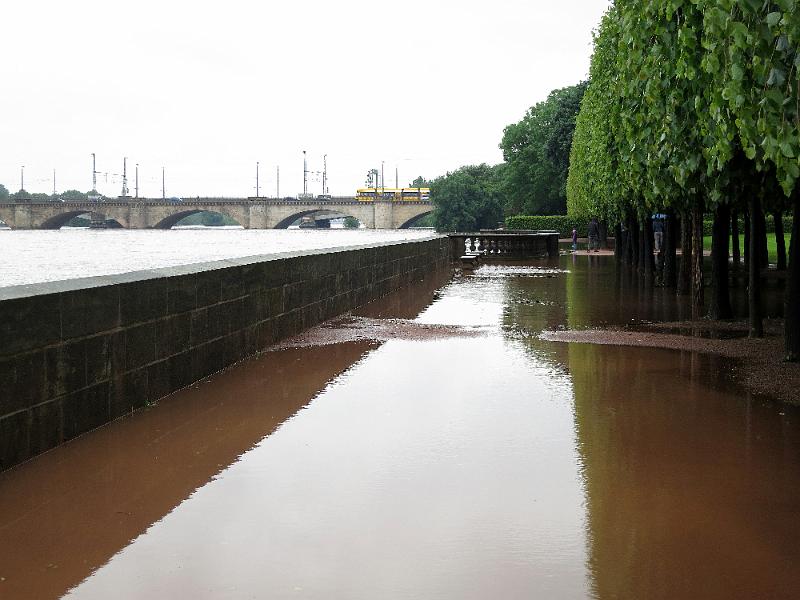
[397,210,433,229]
[40,210,123,230]
[273,209,364,229]
[152,209,243,229]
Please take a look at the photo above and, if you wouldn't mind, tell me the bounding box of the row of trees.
[429,82,587,230]
[0,185,100,202]
[566,1,799,360]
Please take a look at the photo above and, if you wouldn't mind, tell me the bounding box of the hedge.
[507,214,793,238]
[702,216,793,236]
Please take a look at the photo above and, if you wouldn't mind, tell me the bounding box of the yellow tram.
[355,187,430,202]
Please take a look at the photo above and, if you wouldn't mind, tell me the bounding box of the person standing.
[571,227,578,251]
[653,218,664,253]
[588,218,600,252]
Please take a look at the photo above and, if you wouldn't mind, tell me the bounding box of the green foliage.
[506,215,589,236]
[30,193,51,202]
[704,232,793,264]
[10,189,31,201]
[0,184,8,201]
[500,82,587,215]
[410,212,435,228]
[410,176,431,188]
[176,211,239,226]
[702,215,793,236]
[343,216,360,228]
[430,164,504,232]
[545,81,589,190]
[569,0,800,221]
[509,214,794,239]
[61,189,89,201]
[567,10,626,222]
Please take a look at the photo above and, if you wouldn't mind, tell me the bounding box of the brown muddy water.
[1,255,799,599]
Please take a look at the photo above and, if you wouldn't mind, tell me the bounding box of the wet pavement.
[1,255,799,599]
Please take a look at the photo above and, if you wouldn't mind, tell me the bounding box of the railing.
[2,196,432,207]
[448,231,559,259]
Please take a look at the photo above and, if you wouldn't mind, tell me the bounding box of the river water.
[0,228,435,288]
[1,253,798,599]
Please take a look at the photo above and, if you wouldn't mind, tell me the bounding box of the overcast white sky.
[1,0,610,198]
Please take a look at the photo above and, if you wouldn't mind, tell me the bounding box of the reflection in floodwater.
[0,342,378,600]
[1,256,799,599]
[569,344,800,600]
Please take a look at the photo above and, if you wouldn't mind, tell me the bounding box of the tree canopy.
[567,1,800,220]
[0,184,8,202]
[410,176,432,188]
[61,190,89,201]
[500,82,587,215]
[430,164,504,231]
[10,189,31,201]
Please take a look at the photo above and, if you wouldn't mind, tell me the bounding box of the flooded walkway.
[1,256,799,599]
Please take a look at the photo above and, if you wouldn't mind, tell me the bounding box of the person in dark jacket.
[653,218,664,253]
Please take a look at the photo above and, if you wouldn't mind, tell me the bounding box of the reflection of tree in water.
[498,256,684,372]
[495,259,573,370]
[499,256,694,372]
[568,341,800,599]
[496,256,800,597]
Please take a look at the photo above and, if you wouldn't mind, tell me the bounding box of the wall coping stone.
[0,236,446,301]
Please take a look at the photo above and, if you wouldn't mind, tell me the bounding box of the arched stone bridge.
[0,197,433,230]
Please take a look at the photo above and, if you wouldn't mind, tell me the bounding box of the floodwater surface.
[0,255,798,599]
[0,228,434,287]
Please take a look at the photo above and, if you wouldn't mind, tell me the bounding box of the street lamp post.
[20,165,24,192]
[322,154,327,195]
[303,150,308,196]
[256,161,260,197]
[121,157,129,197]
[162,167,165,200]
[135,164,139,198]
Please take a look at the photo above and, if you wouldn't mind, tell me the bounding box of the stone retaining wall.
[0,237,450,470]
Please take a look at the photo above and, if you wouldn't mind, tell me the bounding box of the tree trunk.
[677,211,692,295]
[599,220,608,249]
[614,222,623,262]
[709,203,733,320]
[774,211,787,271]
[749,196,763,337]
[663,212,677,288]
[756,205,769,268]
[692,200,705,319]
[630,213,640,269]
[643,215,656,280]
[785,192,800,360]
[638,220,646,274]
[743,209,750,269]
[625,214,633,267]
[731,209,741,268]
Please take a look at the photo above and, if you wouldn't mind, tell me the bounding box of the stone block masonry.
[0,237,451,471]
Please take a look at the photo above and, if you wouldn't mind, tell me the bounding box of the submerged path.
[1,256,798,599]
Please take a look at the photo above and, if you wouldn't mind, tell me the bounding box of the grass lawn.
[701,232,792,264]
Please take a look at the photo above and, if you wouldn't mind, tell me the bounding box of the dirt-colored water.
[1,256,798,599]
